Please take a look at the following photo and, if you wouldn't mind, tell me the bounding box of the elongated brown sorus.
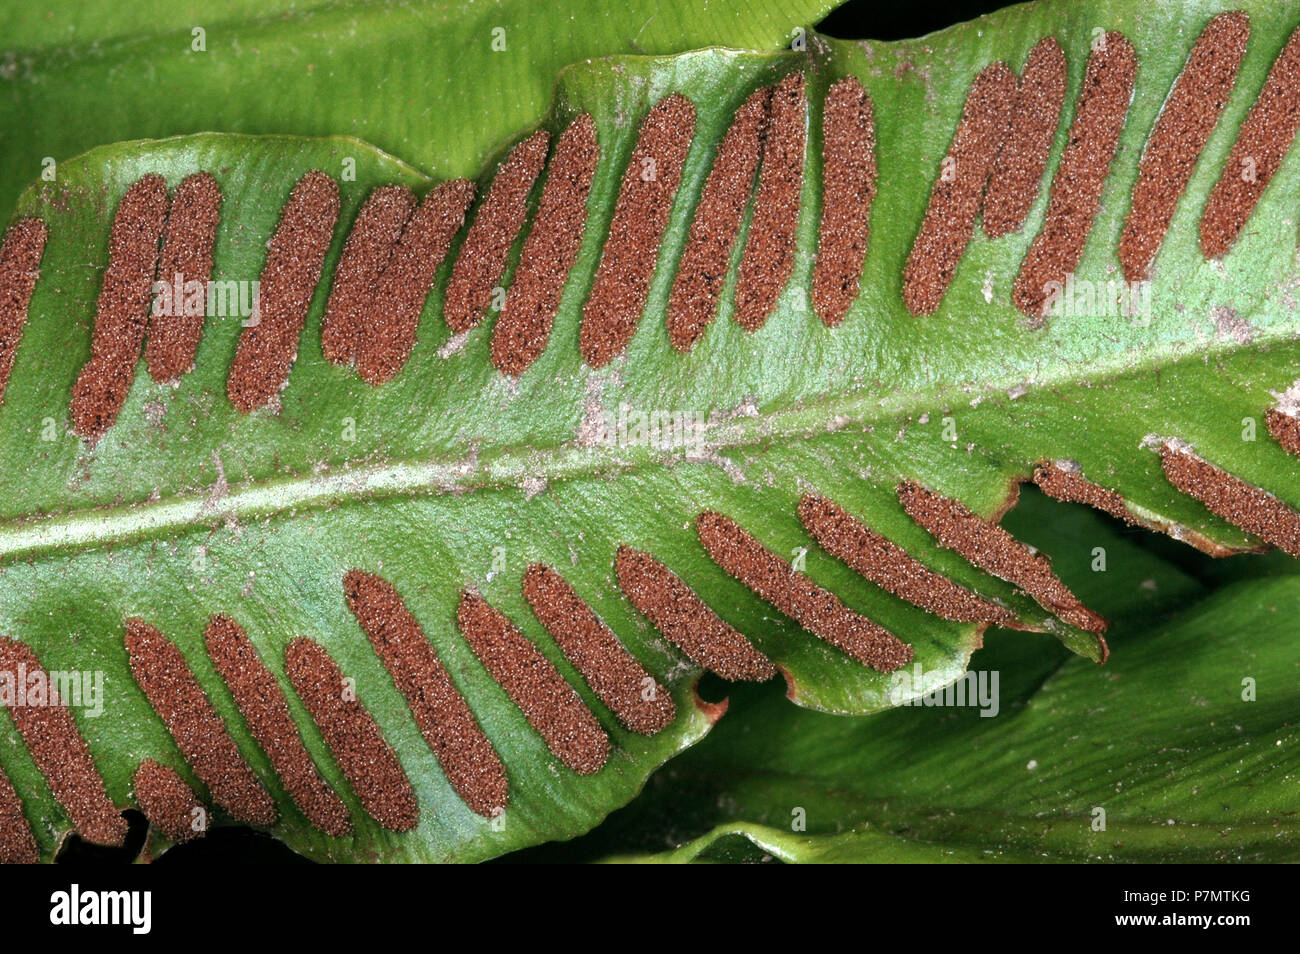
[0,218,48,408]
[798,494,1015,625]
[284,638,419,832]
[342,570,508,816]
[615,545,775,682]
[355,179,475,385]
[735,71,807,331]
[203,614,351,836]
[133,760,205,843]
[666,87,769,351]
[70,173,168,439]
[0,637,126,846]
[812,76,876,327]
[903,62,1014,316]
[1266,406,1300,456]
[227,170,339,412]
[695,511,914,672]
[444,131,549,334]
[1032,460,1140,526]
[456,590,609,775]
[1013,32,1137,320]
[0,759,37,862]
[897,481,1107,635]
[1120,13,1250,281]
[320,184,416,366]
[124,619,277,826]
[982,37,1067,239]
[522,564,675,735]
[579,94,696,367]
[492,115,600,375]
[1159,442,1300,557]
[143,171,224,383]
[1201,24,1300,258]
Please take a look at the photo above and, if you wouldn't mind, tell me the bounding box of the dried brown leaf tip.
[813,76,876,327]
[581,93,695,367]
[904,62,1014,316]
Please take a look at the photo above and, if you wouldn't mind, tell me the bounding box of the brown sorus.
[124,619,277,826]
[1159,443,1300,557]
[0,759,37,863]
[897,481,1107,634]
[1121,13,1250,281]
[0,638,126,846]
[1013,32,1137,320]
[355,179,475,385]
[1201,23,1300,258]
[695,511,914,673]
[445,131,550,334]
[456,590,609,775]
[0,218,48,408]
[615,546,775,682]
[735,72,807,331]
[666,87,769,350]
[143,172,224,383]
[70,174,168,440]
[320,185,416,366]
[812,77,876,327]
[983,37,1067,238]
[903,62,1015,316]
[342,570,508,816]
[203,614,352,836]
[492,116,600,375]
[284,638,419,832]
[798,494,1015,625]
[227,171,339,412]
[133,760,205,843]
[1266,408,1300,456]
[1032,460,1137,525]
[580,94,696,367]
[522,564,675,735]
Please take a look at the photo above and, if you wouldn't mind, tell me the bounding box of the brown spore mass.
[615,546,775,682]
[133,759,205,844]
[580,94,696,367]
[1201,23,1300,258]
[798,494,1015,625]
[735,72,807,332]
[0,638,126,846]
[812,76,876,327]
[492,116,600,375]
[1032,460,1137,525]
[1013,32,1137,320]
[666,87,769,351]
[320,185,416,366]
[0,760,37,863]
[0,218,48,408]
[897,481,1107,633]
[456,590,609,775]
[70,174,168,440]
[143,172,224,383]
[124,619,277,827]
[983,37,1067,239]
[1159,443,1300,557]
[695,511,914,673]
[1121,13,1250,281]
[227,171,339,412]
[1266,408,1300,456]
[444,131,549,334]
[342,570,508,816]
[355,179,475,385]
[284,638,419,832]
[203,614,351,837]
[904,62,1015,316]
[522,564,675,735]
